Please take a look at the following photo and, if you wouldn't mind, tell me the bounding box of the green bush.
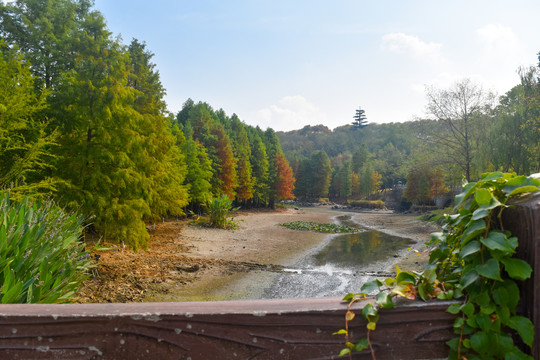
[204,195,238,229]
[347,199,385,209]
[0,193,93,303]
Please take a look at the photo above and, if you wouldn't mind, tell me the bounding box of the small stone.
[176,264,200,273]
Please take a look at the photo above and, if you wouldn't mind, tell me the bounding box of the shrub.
[347,200,385,209]
[0,193,93,303]
[204,195,238,229]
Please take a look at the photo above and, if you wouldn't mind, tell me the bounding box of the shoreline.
[76,207,441,303]
[143,207,440,302]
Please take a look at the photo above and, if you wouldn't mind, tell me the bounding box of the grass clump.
[347,200,385,209]
[190,195,239,229]
[417,207,454,225]
[281,221,360,233]
[0,193,93,303]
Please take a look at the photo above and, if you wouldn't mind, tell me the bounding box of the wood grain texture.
[0,298,454,359]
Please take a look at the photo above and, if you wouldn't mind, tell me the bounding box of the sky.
[85,1,538,131]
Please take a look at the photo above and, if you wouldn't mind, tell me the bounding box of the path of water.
[261,214,415,299]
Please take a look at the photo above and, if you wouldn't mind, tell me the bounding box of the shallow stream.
[261,214,415,299]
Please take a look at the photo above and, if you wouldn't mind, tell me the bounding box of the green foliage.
[347,200,385,209]
[0,193,93,303]
[337,172,539,359]
[281,221,359,234]
[203,195,239,229]
[0,44,57,199]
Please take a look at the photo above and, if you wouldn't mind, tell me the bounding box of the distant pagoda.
[352,107,368,128]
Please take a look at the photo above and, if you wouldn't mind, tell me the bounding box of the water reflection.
[262,214,417,299]
[313,230,414,267]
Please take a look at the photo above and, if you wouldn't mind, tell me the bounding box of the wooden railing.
[0,192,538,360]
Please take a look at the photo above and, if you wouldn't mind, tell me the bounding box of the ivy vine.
[337,172,539,360]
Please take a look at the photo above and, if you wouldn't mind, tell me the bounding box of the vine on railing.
[336,172,539,360]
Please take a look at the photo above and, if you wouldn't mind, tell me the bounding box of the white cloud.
[255,96,328,132]
[476,24,519,52]
[381,33,445,63]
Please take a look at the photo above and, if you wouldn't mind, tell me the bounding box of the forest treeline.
[279,66,540,205]
[0,0,294,250]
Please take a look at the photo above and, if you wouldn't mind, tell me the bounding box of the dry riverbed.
[76,207,440,303]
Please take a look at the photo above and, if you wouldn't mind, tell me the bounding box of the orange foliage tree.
[275,152,295,199]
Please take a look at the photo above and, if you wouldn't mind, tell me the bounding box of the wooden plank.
[0,298,455,359]
[503,191,540,360]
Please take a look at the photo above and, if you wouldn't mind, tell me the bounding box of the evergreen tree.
[339,163,352,199]
[183,124,213,211]
[127,39,189,222]
[249,134,269,206]
[0,45,56,199]
[309,150,332,198]
[293,157,311,200]
[230,115,254,202]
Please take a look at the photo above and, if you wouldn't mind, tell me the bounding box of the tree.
[249,134,269,205]
[274,152,295,199]
[230,115,254,203]
[329,163,353,200]
[183,124,213,211]
[424,79,494,181]
[0,45,56,199]
[127,39,189,223]
[309,150,332,198]
[352,107,368,128]
[292,157,311,200]
[0,0,81,90]
[351,144,368,173]
[403,165,448,205]
[213,125,237,198]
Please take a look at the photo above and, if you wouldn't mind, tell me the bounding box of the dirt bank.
[76,207,440,303]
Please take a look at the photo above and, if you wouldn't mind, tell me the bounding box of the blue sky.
[91,1,539,131]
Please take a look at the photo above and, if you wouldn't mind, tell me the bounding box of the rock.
[176,264,200,273]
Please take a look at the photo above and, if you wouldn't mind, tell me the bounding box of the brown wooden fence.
[0,192,538,360]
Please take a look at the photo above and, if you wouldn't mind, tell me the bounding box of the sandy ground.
[76,207,441,303]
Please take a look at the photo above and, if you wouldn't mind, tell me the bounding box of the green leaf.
[504,348,534,360]
[474,188,492,206]
[354,338,369,352]
[492,286,509,306]
[501,258,532,281]
[507,185,540,198]
[333,329,348,335]
[481,172,504,181]
[396,270,416,284]
[455,182,477,208]
[480,231,514,253]
[470,331,490,354]
[367,321,377,330]
[446,337,460,352]
[507,316,534,347]
[460,240,481,259]
[376,292,394,309]
[476,313,492,331]
[502,175,540,195]
[461,302,475,317]
[462,219,486,244]
[447,303,461,315]
[476,258,502,281]
[460,269,479,288]
[361,279,382,293]
[338,348,351,357]
[361,303,377,319]
[471,208,490,220]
